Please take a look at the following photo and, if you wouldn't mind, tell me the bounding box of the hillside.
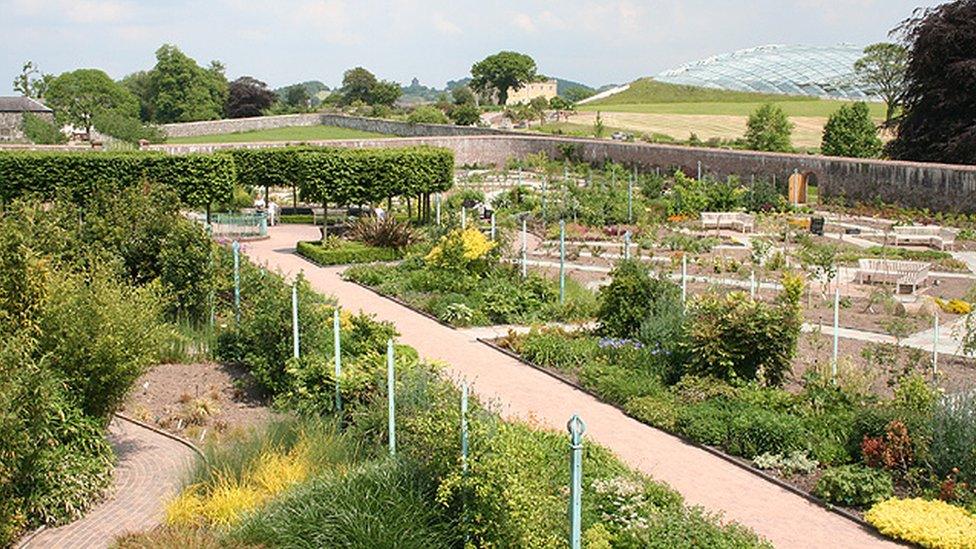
[584,78,815,106]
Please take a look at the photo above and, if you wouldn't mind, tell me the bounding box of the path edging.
[114,413,207,461]
[476,337,885,538]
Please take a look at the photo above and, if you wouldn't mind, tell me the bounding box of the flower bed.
[297,239,403,266]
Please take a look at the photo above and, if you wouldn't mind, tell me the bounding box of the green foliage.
[814,465,893,507]
[297,239,403,266]
[854,43,908,126]
[666,170,744,216]
[148,44,227,123]
[470,51,537,105]
[45,68,139,136]
[744,103,794,152]
[928,390,976,484]
[92,109,163,144]
[682,275,803,386]
[821,102,882,158]
[407,105,450,125]
[21,113,66,145]
[449,103,481,126]
[598,259,682,340]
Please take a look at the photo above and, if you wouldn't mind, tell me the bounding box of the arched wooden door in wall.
[788,172,809,205]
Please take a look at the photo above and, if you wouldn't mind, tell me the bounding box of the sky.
[1,0,945,92]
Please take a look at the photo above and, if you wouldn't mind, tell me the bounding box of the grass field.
[166,125,390,144]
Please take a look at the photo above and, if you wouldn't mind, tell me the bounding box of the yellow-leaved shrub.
[865,498,976,549]
[425,228,496,268]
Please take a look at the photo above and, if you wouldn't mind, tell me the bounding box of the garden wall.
[150,134,976,213]
[160,113,516,139]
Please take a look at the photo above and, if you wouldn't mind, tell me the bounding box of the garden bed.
[297,239,405,266]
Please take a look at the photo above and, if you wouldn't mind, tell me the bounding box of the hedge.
[296,240,403,265]
[0,151,235,209]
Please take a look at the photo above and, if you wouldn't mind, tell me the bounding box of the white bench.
[891,225,957,251]
[701,212,755,233]
[855,259,931,294]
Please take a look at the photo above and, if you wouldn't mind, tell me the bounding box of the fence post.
[436,194,442,227]
[334,309,342,412]
[461,382,469,473]
[832,287,840,380]
[291,284,300,359]
[567,415,586,549]
[521,218,528,279]
[697,161,702,181]
[933,311,940,375]
[387,339,396,456]
[232,241,241,323]
[490,212,496,241]
[559,220,566,304]
[681,253,687,304]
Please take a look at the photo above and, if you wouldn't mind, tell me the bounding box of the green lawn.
[166,125,391,144]
[586,78,809,105]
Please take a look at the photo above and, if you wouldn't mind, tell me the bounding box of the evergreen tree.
[821,102,882,158]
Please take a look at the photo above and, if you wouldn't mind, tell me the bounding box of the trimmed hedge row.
[0,151,235,209]
[296,240,403,265]
[0,146,454,209]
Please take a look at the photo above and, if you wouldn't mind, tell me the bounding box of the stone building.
[0,96,55,141]
[505,79,558,105]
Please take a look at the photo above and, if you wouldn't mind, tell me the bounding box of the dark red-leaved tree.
[226,76,276,119]
[887,0,976,165]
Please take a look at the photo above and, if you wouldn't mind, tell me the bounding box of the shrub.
[865,498,976,549]
[158,220,216,321]
[745,103,793,152]
[21,113,66,144]
[625,392,680,431]
[346,216,418,250]
[814,465,894,507]
[928,390,976,484]
[407,105,450,125]
[676,400,733,446]
[580,358,665,404]
[821,102,882,158]
[297,239,402,266]
[424,228,496,272]
[598,259,681,339]
[682,277,802,386]
[752,451,818,475]
[727,408,807,459]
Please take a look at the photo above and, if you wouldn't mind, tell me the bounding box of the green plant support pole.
[291,284,300,359]
[521,218,528,279]
[681,254,687,304]
[697,161,702,181]
[490,212,496,241]
[559,220,566,305]
[567,414,586,549]
[627,174,633,223]
[334,309,342,412]
[518,166,522,185]
[436,194,441,227]
[624,231,631,260]
[461,207,467,230]
[387,339,396,456]
[542,177,548,219]
[832,287,840,380]
[461,382,469,473]
[232,241,241,324]
[933,311,940,375]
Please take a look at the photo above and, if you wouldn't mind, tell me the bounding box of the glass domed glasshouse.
[656,44,873,100]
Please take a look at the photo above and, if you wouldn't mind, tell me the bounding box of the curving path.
[22,417,194,549]
[246,224,897,548]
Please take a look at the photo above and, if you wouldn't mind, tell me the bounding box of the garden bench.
[700,212,755,233]
[891,225,956,251]
[855,258,931,294]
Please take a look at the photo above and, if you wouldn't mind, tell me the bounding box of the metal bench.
[855,258,931,294]
[700,212,755,233]
[892,225,957,251]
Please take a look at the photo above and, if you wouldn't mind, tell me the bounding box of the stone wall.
[0,111,55,141]
[160,113,515,139]
[140,133,976,215]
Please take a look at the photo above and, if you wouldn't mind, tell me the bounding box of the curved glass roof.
[657,44,872,100]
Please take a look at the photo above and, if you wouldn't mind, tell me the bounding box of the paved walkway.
[23,417,195,549]
[246,225,896,549]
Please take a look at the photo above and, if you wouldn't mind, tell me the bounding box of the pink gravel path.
[245,224,897,549]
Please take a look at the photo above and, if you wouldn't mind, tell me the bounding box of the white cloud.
[9,0,133,23]
[513,12,536,32]
[432,13,461,35]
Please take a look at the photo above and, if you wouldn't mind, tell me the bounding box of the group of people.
[253,196,279,226]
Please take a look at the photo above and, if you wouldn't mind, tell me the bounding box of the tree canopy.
[821,102,882,158]
[147,44,228,123]
[12,61,53,100]
[338,67,400,106]
[470,51,537,105]
[744,103,794,152]
[226,76,276,118]
[887,0,976,165]
[854,43,908,127]
[45,69,138,138]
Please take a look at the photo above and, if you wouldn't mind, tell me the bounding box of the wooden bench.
[855,259,931,294]
[701,212,755,233]
[891,225,957,251]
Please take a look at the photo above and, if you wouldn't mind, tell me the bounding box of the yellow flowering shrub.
[865,498,976,549]
[166,445,311,528]
[935,298,973,315]
[425,228,496,269]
